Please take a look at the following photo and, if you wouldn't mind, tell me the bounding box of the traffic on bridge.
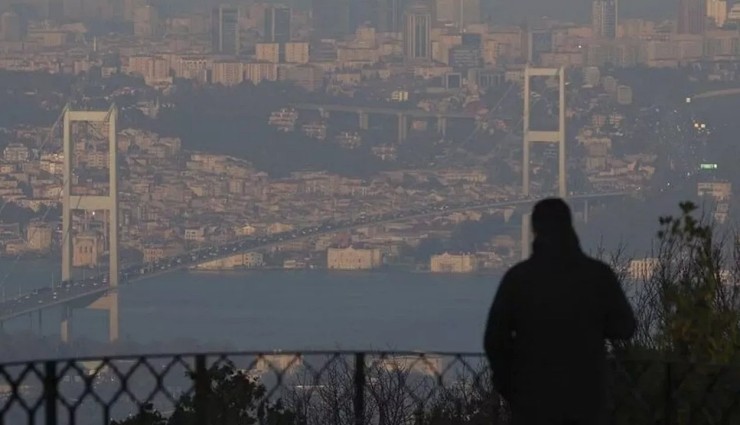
[0,192,624,322]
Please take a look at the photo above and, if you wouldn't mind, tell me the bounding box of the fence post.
[195,355,209,425]
[354,353,366,425]
[43,361,58,425]
[664,362,673,425]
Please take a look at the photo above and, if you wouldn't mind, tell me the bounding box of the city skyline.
[1,4,740,425]
[1,0,740,365]
[0,0,713,24]
[592,0,617,39]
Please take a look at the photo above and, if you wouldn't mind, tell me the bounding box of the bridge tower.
[521,66,566,258]
[522,66,567,198]
[61,106,119,343]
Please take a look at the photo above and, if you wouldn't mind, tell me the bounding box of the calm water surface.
[0,259,501,352]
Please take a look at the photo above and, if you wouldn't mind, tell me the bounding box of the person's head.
[531,198,574,238]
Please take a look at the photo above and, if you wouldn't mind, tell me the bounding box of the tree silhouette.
[111,403,166,425]
[100,203,740,425]
[621,201,740,362]
[113,361,295,425]
[610,201,740,424]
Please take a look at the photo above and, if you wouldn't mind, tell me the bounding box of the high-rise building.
[349,0,372,32]
[435,0,480,28]
[435,0,455,23]
[63,0,107,20]
[45,0,60,20]
[101,0,126,21]
[404,0,432,62]
[527,29,553,63]
[264,6,291,43]
[212,5,240,55]
[123,0,139,22]
[376,0,406,32]
[62,0,80,19]
[592,0,617,39]
[707,0,728,27]
[678,0,706,34]
[0,11,22,41]
[64,0,114,20]
[311,0,350,39]
[461,32,481,46]
[133,4,158,38]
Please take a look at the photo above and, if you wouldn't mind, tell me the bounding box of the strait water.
[0,259,500,352]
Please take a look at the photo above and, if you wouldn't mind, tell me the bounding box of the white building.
[285,42,310,64]
[430,253,477,273]
[708,0,729,27]
[616,85,633,105]
[628,258,659,281]
[256,43,280,63]
[3,143,29,162]
[194,252,264,270]
[212,61,244,86]
[698,181,731,202]
[592,0,617,39]
[327,247,382,270]
[134,5,159,38]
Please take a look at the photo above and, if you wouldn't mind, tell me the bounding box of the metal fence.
[0,351,739,425]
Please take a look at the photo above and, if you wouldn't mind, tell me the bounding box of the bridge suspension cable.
[461,79,518,144]
[0,106,68,298]
[459,73,550,146]
[0,105,115,298]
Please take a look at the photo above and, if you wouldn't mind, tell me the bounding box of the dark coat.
[484,231,636,425]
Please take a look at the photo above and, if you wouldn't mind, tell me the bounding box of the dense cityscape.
[0,0,737,278]
[1,0,740,424]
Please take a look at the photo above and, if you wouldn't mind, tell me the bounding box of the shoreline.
[1,257,506,277]
[187,265,504,276]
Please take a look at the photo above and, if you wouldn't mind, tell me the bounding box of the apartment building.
[327,246,382,270]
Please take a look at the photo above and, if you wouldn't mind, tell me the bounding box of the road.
[0,192,626,322]
[691,88,740,101]
[291,103,477,119]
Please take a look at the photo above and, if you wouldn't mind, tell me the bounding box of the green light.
[700,163,718,170]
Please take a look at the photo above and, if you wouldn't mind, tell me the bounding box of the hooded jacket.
[484,200,636,424]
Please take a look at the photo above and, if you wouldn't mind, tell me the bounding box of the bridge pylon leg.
[62,106,119,343]
[358,112,369,130]
[397,114,407,142]
[437,116,447,135]
[521,212,532,260]
[108,291,119,343]
[522,66,567,198]
[61,305,72,343]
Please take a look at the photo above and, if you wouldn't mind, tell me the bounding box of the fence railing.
[0,351,739,425]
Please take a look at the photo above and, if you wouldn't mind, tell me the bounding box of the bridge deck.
[291,103,477,119]
[0,193,626,322]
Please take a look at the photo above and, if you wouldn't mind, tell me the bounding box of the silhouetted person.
[484,198,636,425]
